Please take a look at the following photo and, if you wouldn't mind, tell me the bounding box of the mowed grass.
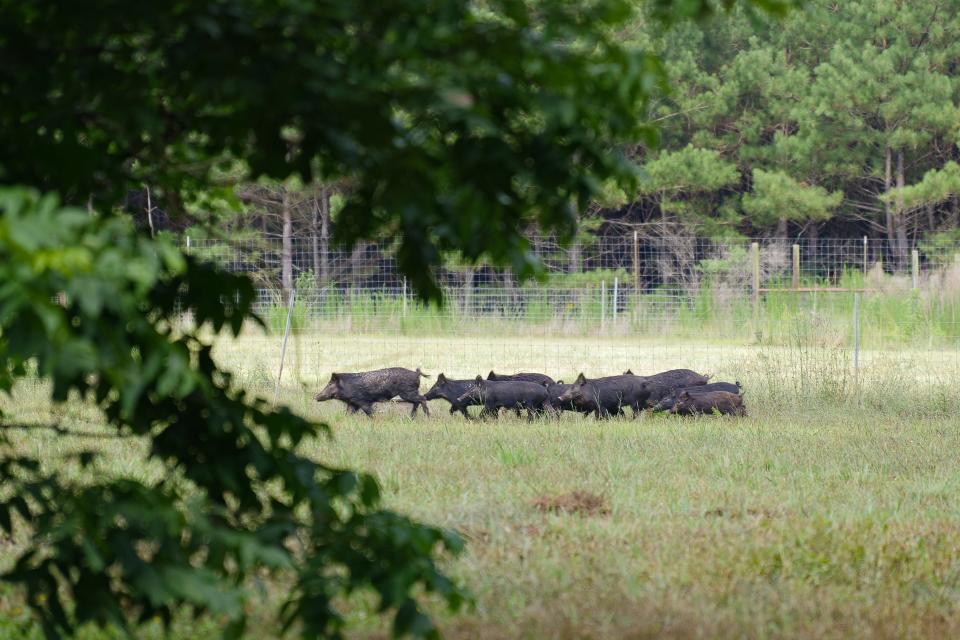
[2,331,960,639]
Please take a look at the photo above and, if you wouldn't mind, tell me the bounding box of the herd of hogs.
[314,367,747,419]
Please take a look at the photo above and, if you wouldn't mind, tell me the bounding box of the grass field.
[3,332,960,638]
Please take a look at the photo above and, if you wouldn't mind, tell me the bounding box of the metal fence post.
[751,242,760,333]
[911,249,919,289]
[612,277,618,323]
[792,244,800,290]
[852,291,860,387]
[273,290,297,406]
[862,236,868,276]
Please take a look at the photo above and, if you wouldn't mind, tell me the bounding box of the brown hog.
[669,390,746,417]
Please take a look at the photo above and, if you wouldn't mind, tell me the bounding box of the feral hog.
[556,373,650,419]
[654,381,741,412]
[423,373,481,418]
[487,371,555,386]
[545,381,594,415]
[638,369,710,408]
[670,390,746,417]
[314,367,430,417]
[457,376,551,420]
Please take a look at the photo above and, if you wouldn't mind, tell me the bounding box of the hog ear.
[624,369,633,375]
[575,373,586,383]
[679,391,690,400]
[330,373,341,382]
[475,375,483,383]
[437,373,446,382]
[486,370,496,380]
[556,380,564,385]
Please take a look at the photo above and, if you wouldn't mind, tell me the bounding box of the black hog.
[314,367,430,417]
[556,373,650,418]
[487,370,555,386]
[632,368,710,408]
[423,373,481,418]
[545,381,594,415]
[670,390,746,416]
[457,376,551,420]
[654,381,741,412]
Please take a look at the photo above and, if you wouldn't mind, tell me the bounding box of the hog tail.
[417,367,430,378]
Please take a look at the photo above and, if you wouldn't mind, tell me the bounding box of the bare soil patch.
[532,490,609,517]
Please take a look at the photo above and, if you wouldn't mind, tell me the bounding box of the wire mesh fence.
[185,235,960,341]
[184,235,960,412]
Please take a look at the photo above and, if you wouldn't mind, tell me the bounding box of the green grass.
[3,333,960,639]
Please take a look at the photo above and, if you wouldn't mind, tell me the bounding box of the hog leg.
[399,391,430,417]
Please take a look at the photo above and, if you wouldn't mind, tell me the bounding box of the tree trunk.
[926,203,935,234]
[883,147,896,261]
[349,243,366,287]
[319,187,331,285]
[145,186,156,238]
[502,270,517,316]
[808,220,819,262]
[776,217,788,240]
[311,194,320,287]
[894,150,908,266]
[952,195,959,228]
[312,185,331,287]
[568,241,581,274]
[281,188,293,303]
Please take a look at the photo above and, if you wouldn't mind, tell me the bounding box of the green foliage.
[639,145,740,228]
[882,162,960,211]
[0,188,466,638]
[642,146,740,195]
[0,0,809,301]
[919,229,960,267]
[646,0,960,237]
[742,169,841,227]
[0,0,667,301]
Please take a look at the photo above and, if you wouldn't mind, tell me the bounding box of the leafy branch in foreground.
[0,187,466,638]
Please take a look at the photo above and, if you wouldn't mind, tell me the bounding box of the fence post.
[601,280,606,332]
[751,242,760,331]
[273,290,297,406]
[911,249,919,289]
[852,291,860,387]
[792,243,800,290]
[402,277,408,317]
[862,235,868,276]
[612,277,618,323]
[186,235,191,250]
